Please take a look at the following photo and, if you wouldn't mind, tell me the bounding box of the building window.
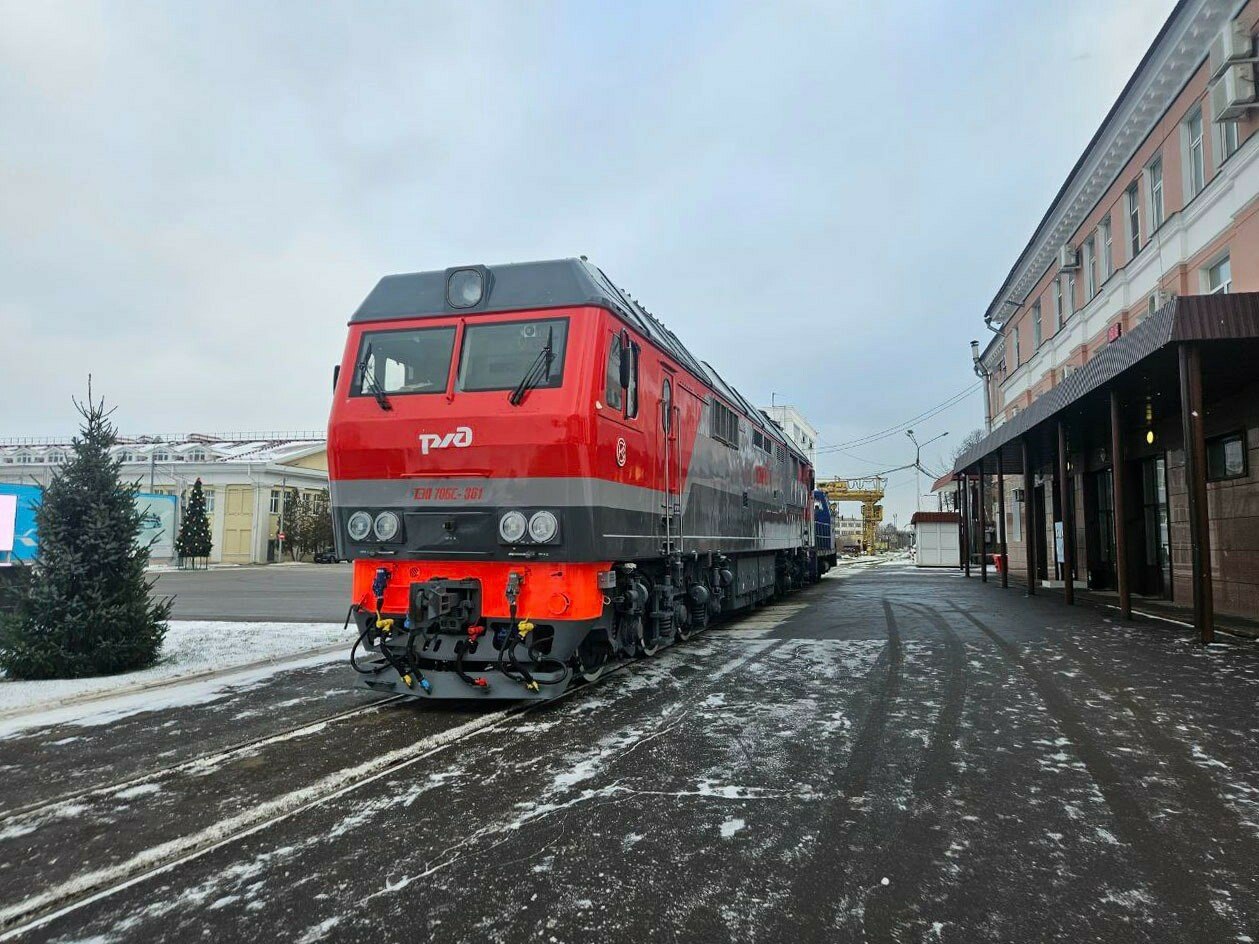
[1100,216,1113,280]
[269,489,281,514]
[1067,272,1077,317]
[1147,294,1158,319]
[1083,236,1097,299]
[187,448,208,462]
[1032,302,1042,348]
[1013,323,1021,366]
[1147,157,1164,231]
[118,450,135,463]
[1126,181,1141,258]
[152,449,170,463]
[1221,120,1240,163]
[203,488,216,513]
[15,453,32,465]
[1207,431,1248,481]
[1207,255,1231,294]
[1185,108,1205,198]
[1054,278,1064,329]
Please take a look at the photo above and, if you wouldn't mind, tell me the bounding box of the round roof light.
[447,269,484,308]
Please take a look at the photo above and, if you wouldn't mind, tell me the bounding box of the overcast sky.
[1,0,1176,524]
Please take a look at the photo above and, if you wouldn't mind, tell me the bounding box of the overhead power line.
[813,381,981,456]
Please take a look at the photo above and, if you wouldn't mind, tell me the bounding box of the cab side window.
[605,332,640,419]
[625,342,639,418]
[605,335,624,412]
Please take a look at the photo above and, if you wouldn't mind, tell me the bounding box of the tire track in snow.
[950,602,1239,943]
[862,601,967,940]
[769,597,903,940]
[1014,617,1259,931]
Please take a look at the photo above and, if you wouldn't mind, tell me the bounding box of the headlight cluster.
[347,510,403,543]
[499,510,559,544]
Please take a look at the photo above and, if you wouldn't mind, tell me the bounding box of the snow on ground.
[0,621,350,728]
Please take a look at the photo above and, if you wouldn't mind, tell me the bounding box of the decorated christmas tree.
[0,388,171,679]
[176,478,213,568]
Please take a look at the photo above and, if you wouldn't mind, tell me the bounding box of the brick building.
[958,0,1259,636]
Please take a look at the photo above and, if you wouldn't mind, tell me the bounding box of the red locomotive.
[328,259,818,699]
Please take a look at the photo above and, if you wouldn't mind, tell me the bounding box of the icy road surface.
[4,561,1259,942]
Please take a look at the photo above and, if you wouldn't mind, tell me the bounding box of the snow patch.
[719,817,746,838]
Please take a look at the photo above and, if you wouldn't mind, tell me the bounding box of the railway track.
[0,694,408,827]
[0,660,642,941]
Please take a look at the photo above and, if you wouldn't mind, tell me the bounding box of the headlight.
[528,510,558,543]
[447,268,484,308]
[373,511,401,541]
[347,511,372,541]
[499,510,527,543]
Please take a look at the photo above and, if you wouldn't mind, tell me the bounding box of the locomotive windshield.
[456,318,568,392]
[353,326,456,396]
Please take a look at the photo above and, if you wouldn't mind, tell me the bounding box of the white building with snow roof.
[0,432,328,564]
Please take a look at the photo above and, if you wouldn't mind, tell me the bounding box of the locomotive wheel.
[636,619,662,657]
[576,632,610,682]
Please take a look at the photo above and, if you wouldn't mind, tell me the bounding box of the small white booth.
[911,511,960,568]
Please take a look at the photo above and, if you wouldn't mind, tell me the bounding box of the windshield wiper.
[508,327,554,406]
[356,346,393,412]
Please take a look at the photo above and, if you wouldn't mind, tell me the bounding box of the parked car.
[313,549,346,564]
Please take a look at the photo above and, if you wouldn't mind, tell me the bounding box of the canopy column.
[997,460,1008,589]
[1057,420,1074,605]
[1178,343,1214,644]
[978,462,987,583]
[1022,438,1036,596]
[1109,390,1131,620]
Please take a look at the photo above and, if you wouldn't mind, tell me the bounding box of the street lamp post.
[906,429,950,513]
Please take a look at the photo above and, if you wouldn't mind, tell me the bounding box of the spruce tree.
[0,390,171,679]
[176,478,213,568]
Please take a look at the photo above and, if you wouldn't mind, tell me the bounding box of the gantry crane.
[817,476,886,554]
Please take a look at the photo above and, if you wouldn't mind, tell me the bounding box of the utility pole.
[906,429,949,513]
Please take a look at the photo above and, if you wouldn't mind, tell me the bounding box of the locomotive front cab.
[328,264,623,699]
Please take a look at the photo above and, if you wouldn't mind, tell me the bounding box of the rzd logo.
[418,426,473,455]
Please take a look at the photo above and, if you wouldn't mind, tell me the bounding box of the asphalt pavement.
[5,561,1259,942]
[153,563,353,621]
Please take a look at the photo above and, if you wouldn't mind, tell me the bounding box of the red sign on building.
[1107,322,1123,343]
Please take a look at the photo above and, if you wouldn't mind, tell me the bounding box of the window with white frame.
[1013,323,1021,366]
[1126,181,1141,258]
[186,448,208,462]
[1054,278,1064,328]
[1067,272,1077,316]
[1221,120,1240,163]
[1148,157,1164,230]
[1100,216,1113,279]
[1207,255,1232,294]
[1083,236,1097,299]
[1032,301,1042,348]
[1186,107,1205,198]
[269,489,281,514]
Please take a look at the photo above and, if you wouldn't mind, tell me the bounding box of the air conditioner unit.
[1211,63,1257,122]
[1210,20,1252,80]
[1058,244,1079,270]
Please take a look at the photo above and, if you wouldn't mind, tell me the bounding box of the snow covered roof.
[0,434,324,466]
